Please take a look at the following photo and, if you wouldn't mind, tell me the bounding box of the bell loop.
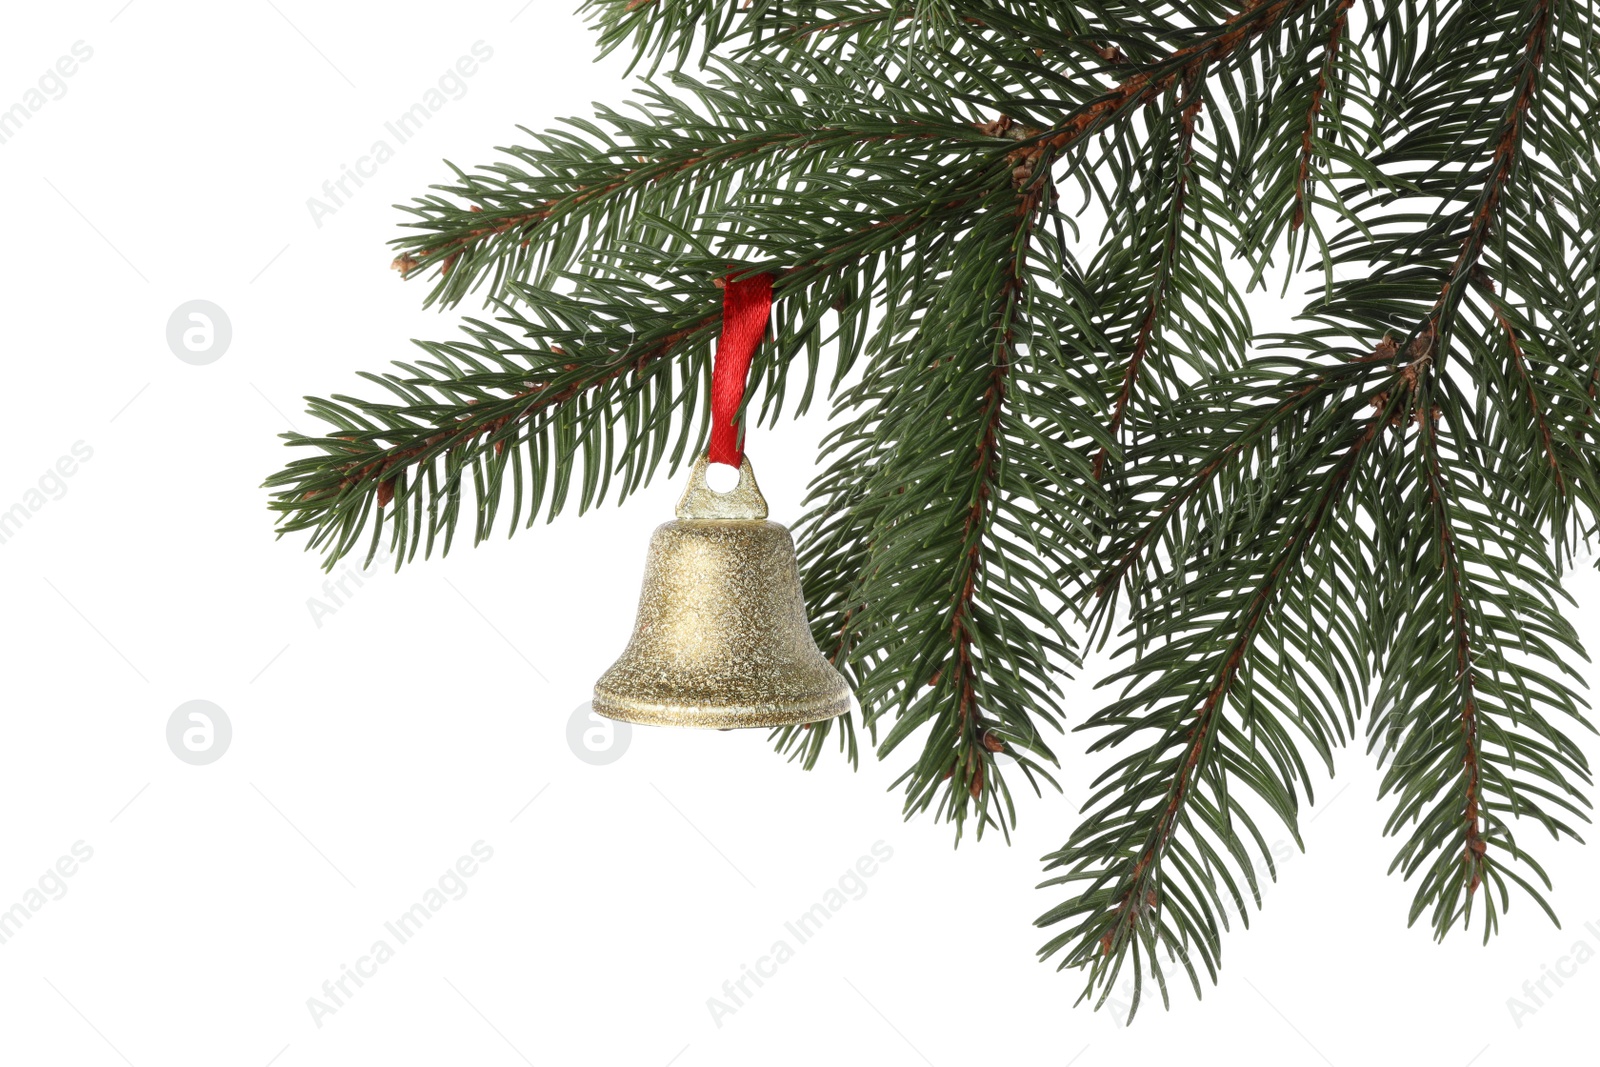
[676,454,769,521]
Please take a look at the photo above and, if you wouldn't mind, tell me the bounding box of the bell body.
[592,457,851,729]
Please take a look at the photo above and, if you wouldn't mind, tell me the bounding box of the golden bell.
[592,455,851,729]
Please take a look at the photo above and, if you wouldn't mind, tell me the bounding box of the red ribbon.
[708,272,773,467]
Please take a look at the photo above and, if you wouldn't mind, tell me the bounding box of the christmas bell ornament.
[591,454,851,729]
[592,269,850,729]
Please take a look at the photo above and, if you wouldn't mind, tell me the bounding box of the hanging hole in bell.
[677,454,768,520]
[705,461,741,493]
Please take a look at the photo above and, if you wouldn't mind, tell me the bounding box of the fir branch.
[389,56,1002,308]
[1372,369,1593,943]
[274,171,1008,570]
[265,291,725,568]
[1040,368,1398,1018]
[790,175,1106,839]
[391,110,963,307]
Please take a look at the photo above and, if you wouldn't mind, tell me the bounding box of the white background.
[2,3,1597,1065]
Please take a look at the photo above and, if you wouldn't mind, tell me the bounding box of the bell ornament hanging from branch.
[593,268,851,729]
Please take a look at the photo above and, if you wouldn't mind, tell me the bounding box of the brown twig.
[1292,0,1355,230]
[1425,0,1550,351]
[1093,86,1203,482]
[1416,377,1488,895]
[1036,0,1314,159]
[948,185,1043,799]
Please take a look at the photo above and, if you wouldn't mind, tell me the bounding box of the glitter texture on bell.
[592,455,851,729]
